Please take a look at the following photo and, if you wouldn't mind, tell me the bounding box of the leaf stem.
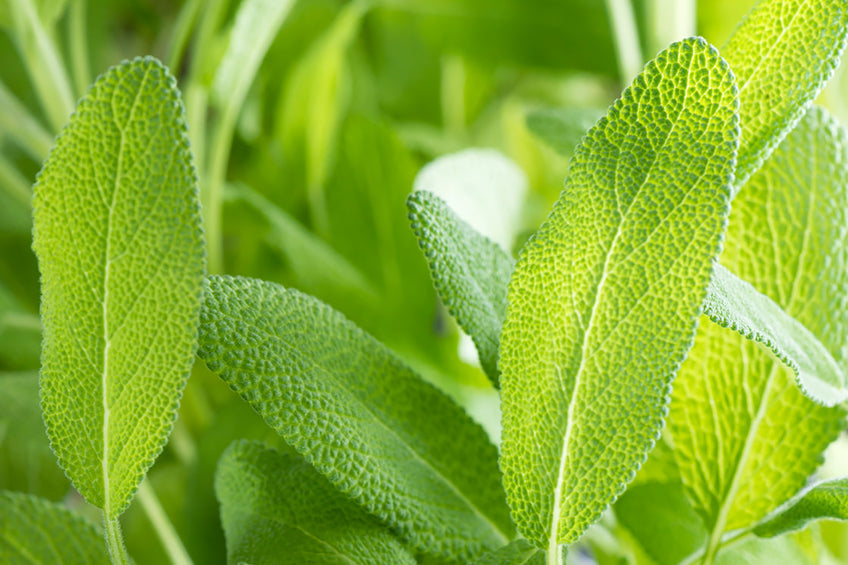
[547,544,563,565]
[68,0,91,98]
[645,0,695,57]
[9,0,75,132]
[104,515,131,565]
[603,0,644,84]
[0,79,54,161]
[137,480,194,565]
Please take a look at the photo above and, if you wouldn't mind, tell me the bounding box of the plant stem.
[0,79,54,160]
[547,544,562,565]
[104,515,131,565]
[604,0,644,84]
[137,480,194,565]
[166,0,203,73]
[68,0,91,98]
[646,0,696,56]
[9,0,75,132]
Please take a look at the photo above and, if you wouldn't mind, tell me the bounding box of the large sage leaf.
[32,57,205,518]
[722,0,848,192]
[198,276,514,562]
[670,107,848,560]
[499,38,739,551]
[753,477,848,538]
[0,490,109,564]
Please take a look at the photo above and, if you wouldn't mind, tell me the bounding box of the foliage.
[1,0,848,564]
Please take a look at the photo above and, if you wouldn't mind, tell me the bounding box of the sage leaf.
[525,108,605,159]
[198,276,514,562]
[753,477,848,538]
[0,490,109,564]
[499,38,739,550]
[705,264,848,404]
[723,0,848,192]
[407,190,514,386]
[215,439,416,565]
[670,107,848,558]
[473,539,546,565]
[32,57,205,518]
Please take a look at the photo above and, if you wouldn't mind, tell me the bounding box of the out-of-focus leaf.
[754,478,848,538]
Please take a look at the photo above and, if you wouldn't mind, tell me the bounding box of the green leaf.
[473,539,546,565]
[722,0,848,192]
[713,533,821,565]
[198,276,514,562]
[0,490,109,564]
[499,38,739,550]
[215,439,417,565]
[754,478,848,538]
[0,372,69,499]
[703,265,848,404]
[525,108,605,158]
[615,481,706,565]
[407,190,514,386]
[32,57,206,518]
[670,106,848,558]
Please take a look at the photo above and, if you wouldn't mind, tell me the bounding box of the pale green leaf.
[722,0,848,192]
[407,190,514,386]
[703,265,848,404]
[525,108,605,158]
[198,276,514,562]
[499,38,739,550]
[0,372,68,499]
[713,533,820,565]
[473,539,545,565]
[0,490,109,564]
[411,148,528,252]
[670,107,848,555]
[754,478,848,538]
[215,439,416,565]
[32,57,206,518]
[615,481,706,565]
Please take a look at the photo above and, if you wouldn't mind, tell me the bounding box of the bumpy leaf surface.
[215,440,416,565]
[0,491,109,564]
[671,107,848,547]
[407,190,514,385]
[198,276,514,562]
[499,38,739,550]
[722,0,848,192]
[32,57,205,517]
[753,477,848,537]
[473,539,546,565]
[703,265,847,404]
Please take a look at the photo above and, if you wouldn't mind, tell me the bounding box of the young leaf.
[703,265,848,404]
[670,107,848,560]
[215,439,417,565]
[198,276,514,562]
[0,490,109,564]
[407,190,514,386]
[499,37,739,552]
[753,477,848,538]
[474,539,546,565]
[32,57,205,518]
[723,0,848,192]
[525,108,605,158]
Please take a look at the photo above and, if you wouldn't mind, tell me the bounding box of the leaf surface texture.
[499,38,739,549]
[32,57,205,517]
[753,477,848,537]
[198,275,514,562]
[215,439,416,565]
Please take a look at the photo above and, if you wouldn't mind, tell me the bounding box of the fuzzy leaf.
[754,478,848,538]
[0,490,109,564]
[198,276,514,562]
[32,57,205,518]
[671,107,848,550]
[723,0,848,192]
[473,539,546,565]
[407,190,514,386]
[499,38,739,550]
[215,439,416,565]
[525,108,605,158]
[704,264,847,404]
